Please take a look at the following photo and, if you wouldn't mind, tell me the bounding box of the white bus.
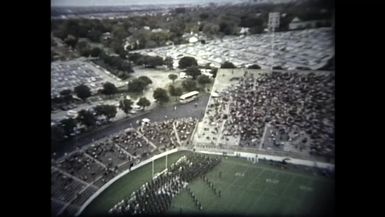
[179,91,199,103]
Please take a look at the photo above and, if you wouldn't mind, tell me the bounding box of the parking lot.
[135,28,333,69]
[51,59,126,98]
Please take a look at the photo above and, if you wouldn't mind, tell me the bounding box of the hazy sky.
[52,0,248,7]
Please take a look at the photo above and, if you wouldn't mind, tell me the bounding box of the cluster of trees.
[52,0,332,55]
[178,56,197,69]
[52,84,91,105]
[248,64,261,69]
[127,76,152,93]
[100,82,118,95]
[52,19,110,42]
[128,53,173,69]
[136,55,164,68]
[153,88,169,104]
[52,95,152,143]
[95,52,134,80]
[184,66,201,79]
[221,61,237,69]
[168,85,183,99]
[52,104,118,142]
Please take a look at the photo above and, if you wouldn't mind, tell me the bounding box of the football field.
[82,151,334,217]
[169,157,334,216]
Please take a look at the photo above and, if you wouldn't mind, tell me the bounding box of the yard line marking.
[114,144,137,159]
[52,166,98,189]
[83,152,107,169]
[56,183,97,215]
[135,128,158,150]
[173,121,182,146]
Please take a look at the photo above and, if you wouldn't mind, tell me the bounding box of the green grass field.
[169,157,334,216]
[82,151,334,217]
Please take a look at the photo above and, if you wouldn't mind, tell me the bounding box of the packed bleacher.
[139,119,178,151]
[219,71,334,158]
[175,117,198,144]
[51,170,86,203]
[51,118,198,216]
[55,152,105,183]
[111,129,154,160]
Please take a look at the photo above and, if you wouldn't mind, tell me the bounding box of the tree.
[219,21,236,35]
[168,74,178,83]
[74,84,91,101]
[90,47,103,57]
[137,97,151,110]
[248,64,261,69]
[221,61,236,68]
[101,82,118,95]
[153,88,169,103]
[87,29,102,42]
[200,13,209,20]
[51,125,65,142]
[76,39,92,57]
[197,74,211,85]
[185,66,201,80]
[64,35,78,49]
[138,76,152,86]
[179,56,198,69]
[59,89,73,104]
[60,118,77,136]
[77,109,96,127]
[94,105,117,121]
[119,98,133,115]
[202,23,220,36]
[128,53,143,63]
[168,85,183,99]
[182,79,197,92]
[164,57,174,69]
[145,56,164,68]
[210,68,218,78]
[273,66,283,70]
[127,79,146,93]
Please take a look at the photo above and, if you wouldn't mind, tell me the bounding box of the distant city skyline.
[52,0,251,7]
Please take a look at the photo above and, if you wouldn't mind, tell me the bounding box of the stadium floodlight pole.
[268,12,280,71]
[271,28,275,71]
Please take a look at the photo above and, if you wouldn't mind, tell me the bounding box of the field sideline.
[81,151,334,217]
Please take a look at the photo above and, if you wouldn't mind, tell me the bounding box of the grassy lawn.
[82,152,334,217]
[169,157,334,216]
[81,151,192,217]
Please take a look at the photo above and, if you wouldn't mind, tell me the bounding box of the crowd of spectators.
[55,152,105,183]
[52,118,199,216]
[204,70,334,159]
[139,118,198,150]
[139,119,178,150]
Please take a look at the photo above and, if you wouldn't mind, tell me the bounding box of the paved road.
[53,94,210,160]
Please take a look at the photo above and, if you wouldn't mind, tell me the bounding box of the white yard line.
[52,166,97,188]
[114,144,137,159]
[135,129,158,150]
[56,181,99,216]
[173,121,182,146]
[83,153,107,169]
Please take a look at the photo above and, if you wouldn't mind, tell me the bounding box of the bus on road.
[179,91,199,103]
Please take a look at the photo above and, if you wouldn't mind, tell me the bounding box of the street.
[53,94,210,160]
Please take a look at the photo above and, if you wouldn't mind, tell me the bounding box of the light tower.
[268,12,280,71]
